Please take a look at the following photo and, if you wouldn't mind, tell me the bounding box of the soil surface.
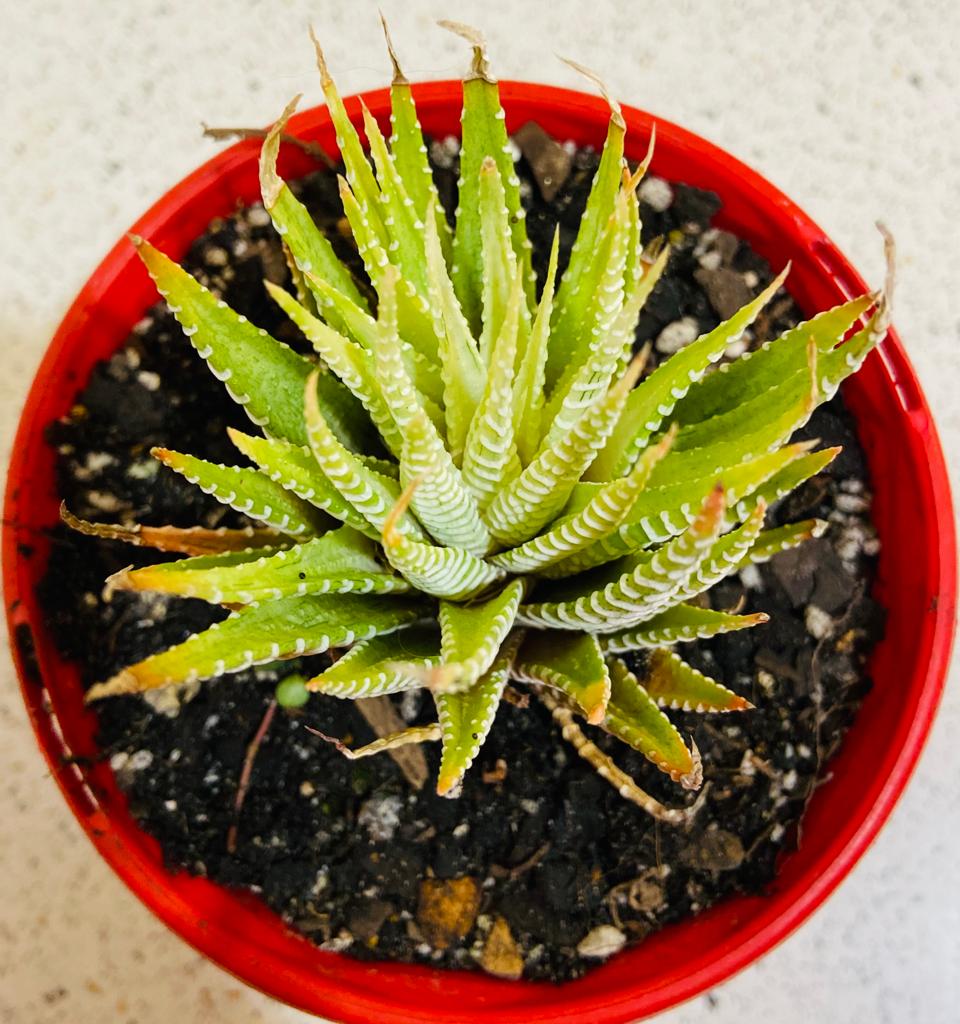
[38,130,884,981]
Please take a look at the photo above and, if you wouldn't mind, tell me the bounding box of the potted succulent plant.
[5,19,955,1024]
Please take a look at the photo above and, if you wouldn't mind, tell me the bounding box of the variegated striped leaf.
[518,485,725,632]
[640,648,752,713]
[738,518,829,567]
[490,428,673,575]
[539,190,630,450]
[546,91,626,389]
[600,604,769,652]
[381,479,504,600]
[588,266,790,481]
[513,230,559,466]
[381,19,453,260]
[86,593,425,700]
[228,429,380,540]
[307,627,441,698]
[368,272,491,554]
[423,198,485,464]
[514,631,611,723]
[670,292,878,426]
[110,526,409,604]
[484,353,647,547]
[602,656,697,786]
[441,21,534,329]
[151,447,329,538]
[303,371,424,541]
[265,282,404,458]
[435,631,521,795]
[258,95,369,326]
[461,266,523,509]
[133,237,370,451]
[433,579,525,691]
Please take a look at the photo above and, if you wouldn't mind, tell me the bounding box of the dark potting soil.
[37,128,884,981]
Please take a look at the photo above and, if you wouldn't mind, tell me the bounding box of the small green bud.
[275,673,310,709]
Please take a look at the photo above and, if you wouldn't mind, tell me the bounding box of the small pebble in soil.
[577,925,628,960]
[655,316,700,354]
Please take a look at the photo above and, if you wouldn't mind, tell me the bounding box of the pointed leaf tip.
[379,11,407,84]
[557,56,624,128]
[260,94,302,208]
[308,25,333,84]
[438,19,493,81]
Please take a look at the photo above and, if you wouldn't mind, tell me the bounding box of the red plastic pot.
[4,81,956,1023]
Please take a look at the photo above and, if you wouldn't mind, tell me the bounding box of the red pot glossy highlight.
[4,82,956,1024]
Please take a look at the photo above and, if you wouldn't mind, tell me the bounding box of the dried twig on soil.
[355,696,432,790]
[491,841,551,880]
[227,698,277,853]
[201,123,334,167]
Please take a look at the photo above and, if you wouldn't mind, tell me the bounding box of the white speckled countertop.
[2,1,958,1021]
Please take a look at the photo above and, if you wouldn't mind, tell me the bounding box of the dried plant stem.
[307,717,440,789]
[356,696,432,790]
[227,698,278,853]
[536,687,708,826]
[201,123,334,167]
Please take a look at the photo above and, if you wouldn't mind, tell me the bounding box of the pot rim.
[4,79,956,1024]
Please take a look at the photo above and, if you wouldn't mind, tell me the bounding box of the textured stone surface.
[1,1,958,1022]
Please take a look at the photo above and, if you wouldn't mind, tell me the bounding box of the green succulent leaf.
[602,655,697,786]
[381,24,453,260]
[548,439,820,580]
[338,176,441,363]
[669,498,768,605]
[739,518,829,567]
[461,267,523,509]
[640,648,752,713]
[434,579,525,691]
[588,265,790,481]
[515,630,611,724]
[546,104,626,389]
[477,156,527,362]
[304,370,424,541]
[306,273,445,410]
[380,479,504,600]
[133,237,368,451]
[423,199,486,464]
[360,102,431,297]
[670,292,877,427]
[266,280,404,457]
[490,429,673,575]
[306,626,440,698]
[435,631,521,795]
[513,230,559,465]
[259,95,369,324]
[443,21,534,329]
[600,603,769,653]
[484,355,646,547]
[86,593,425,700]
[372,272,492,554]
[519,484,726,632]
[310,30,387,245]
[540,190,631,449]
[151,447,329,537]
[228,429,380,540]
[111,526,408,604]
